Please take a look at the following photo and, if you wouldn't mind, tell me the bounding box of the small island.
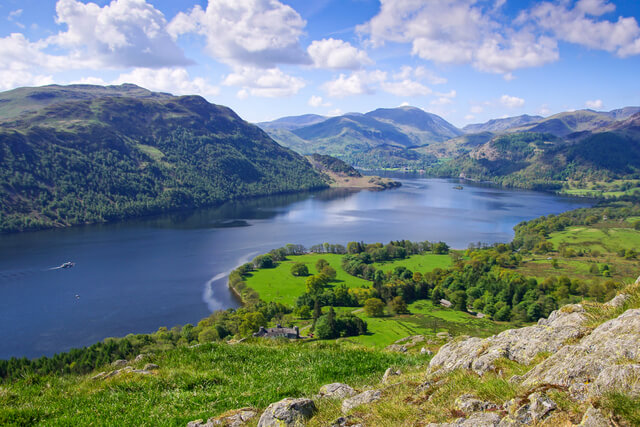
[307,153,401,190]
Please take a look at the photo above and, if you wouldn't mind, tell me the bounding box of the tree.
[315,258,329,271]
[364,298,385,317]
[320,265,337,280]
[290,262,309,277]
[253,254,274,269]
[313,299,322,321]
[389,296,409,314]
[305,275,325,294]
[296,305,311,319]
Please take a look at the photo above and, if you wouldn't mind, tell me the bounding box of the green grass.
[371,254,452,274]
[0,340,419,426]
[336,301,513,349]
[245,254,370,305]
[136,144,165,161]
[548,226,640,254]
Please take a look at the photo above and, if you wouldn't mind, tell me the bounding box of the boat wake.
[202,251,259,312]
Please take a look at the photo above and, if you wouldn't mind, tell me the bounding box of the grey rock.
[112,359,128,367]
[604,293,630,308]
[395,335,425,345]
[421,347,433,356]
[591,364,640,398]
[257,398,316,427]
[436,332,452,340]
[527,392,556,422]
[578,406,609,427]
[522,309,640,398]
[187,409,257,426]
[497,393,555,426]
[318,383,356,399]
[134,354,148,362]
[384,344,407,353]
[341,389,382,413]
[454,394,499,413]
[331,415,361,427]
[143,363,159,371]
[381,367,401,384]
[91,372,107,380]
[429,304,588,375]
[427,412,502,426]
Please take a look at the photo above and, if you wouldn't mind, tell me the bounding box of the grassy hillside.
[0,340,419,425]
[0,84,327,232]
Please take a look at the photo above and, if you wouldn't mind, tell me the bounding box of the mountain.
[0,84,327,232]
[364,106,462,144]
[462,114,543,134]
[257,114,327,131]
[604,106,640,120]
[0,83,172,120]
[260,106,460,169]
[433,113,640,189]
[512,109,614,137]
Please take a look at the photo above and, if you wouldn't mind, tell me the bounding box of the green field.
[0,341,418,426]
[371,254,452,273]
[548,226,640,254]
[245,254,371,305]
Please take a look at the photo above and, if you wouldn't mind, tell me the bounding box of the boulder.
[436,332,452,340]
[454,394,499,413]
[188,408,258,426]
[143,363,159,371]
[421,347,433,356]
[429,305,588,375]
[341,390,382,413]
[381,368,401,384]
[522,309,640,398]
[604,293,630,308]
[426,412,502,426]
[394,335,425,345]
[384,344,407,353]
[498,392,556,425]
[318,383,356,399]
[91,372,107,380]
[578,406,609,427]
[134,354,148,362]
[591,364,640,398]
[257,398,316,427]
[111,359,128,367]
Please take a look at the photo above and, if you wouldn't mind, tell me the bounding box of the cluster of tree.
[313,307,367,339]
[308,243,347,254]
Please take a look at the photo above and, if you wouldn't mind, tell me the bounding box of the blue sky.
[1,0,639,126]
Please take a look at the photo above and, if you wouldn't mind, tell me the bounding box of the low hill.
[462,114,543,134]
[511,109,615,137]
[261,106,460,169]
[0,84,327,232]
[307,153,401,189]
[257,113,327,131]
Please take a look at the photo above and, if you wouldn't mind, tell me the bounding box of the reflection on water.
[0,178,591,359]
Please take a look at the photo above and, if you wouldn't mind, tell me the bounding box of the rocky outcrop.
[498,392,557,425]
[591,364,640,398]
[341,390,381,413]
[187,409,258,427]
[604,293,629,308]
[384,344,408,353]
[429,304,588,375]
[257,398,316,427]
[381,368,402,384]
[522,309,640,398]
[577,406,609,427]
[318,383,356,399]
[454,394,499,413]
[427,412,502,426]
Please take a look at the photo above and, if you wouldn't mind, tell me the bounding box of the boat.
[453,185,464,190]
[60,262,75,269]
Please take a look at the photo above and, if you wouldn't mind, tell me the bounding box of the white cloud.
[307,38,372,69]
[308,95,330,107]
[8,9,23,20]
[399,101,410,107]
[0,33,78,73]
[322,70,386,97]
[470,105,484,114]
[394,66,446,85]
[431,97,453,106]
[327,108,343,116]
[381,79,432,97]
[0,70,54,91]
[358,0,640,76]
[223,66,305,97]
[585,99,604,109]
[113,68,220,97]
[53,0,190,68]
[538,105,552,115]
[500,94,525,108]
[528,0,640,57]
[464,114,476,121]
[168,0,309,68]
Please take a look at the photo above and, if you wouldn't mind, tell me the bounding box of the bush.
[290,262,309,277]
[364,298,385,317]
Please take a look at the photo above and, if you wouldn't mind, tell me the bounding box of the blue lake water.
[0,177,591,359]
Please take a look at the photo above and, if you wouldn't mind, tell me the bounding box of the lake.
[0,177,591,359]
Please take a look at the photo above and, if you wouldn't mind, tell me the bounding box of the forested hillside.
[0,84,327,232]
